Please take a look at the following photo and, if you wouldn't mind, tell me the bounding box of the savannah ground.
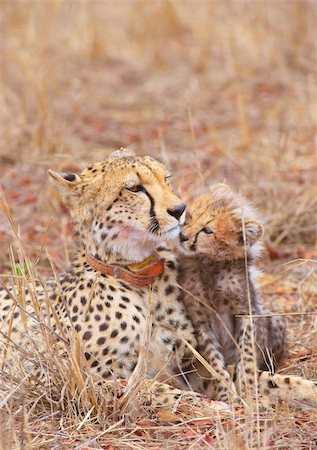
[0,1,316,448]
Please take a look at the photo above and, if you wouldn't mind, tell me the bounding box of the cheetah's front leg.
[118,376,230,413]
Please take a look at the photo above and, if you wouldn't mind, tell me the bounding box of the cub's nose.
[179,232,189,242]
[167,203,186,221]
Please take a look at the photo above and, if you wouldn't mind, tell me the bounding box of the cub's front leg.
[196,328,237,403]
[235,317,260,400]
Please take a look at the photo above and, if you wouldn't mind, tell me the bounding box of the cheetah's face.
[49,149,186,261]
[179,186,263,261]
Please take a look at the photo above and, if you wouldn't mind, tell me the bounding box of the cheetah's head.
[179,184,263,261]
[48,149,186,262]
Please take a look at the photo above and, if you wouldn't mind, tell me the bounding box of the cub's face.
[49,149,186,261]
[179,189,263,261]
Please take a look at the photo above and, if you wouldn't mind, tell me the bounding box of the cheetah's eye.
[202,226,213,234]
[126,184,143,193]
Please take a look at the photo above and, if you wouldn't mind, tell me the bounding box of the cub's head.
[179,184,263,261]
[49,149,186,262]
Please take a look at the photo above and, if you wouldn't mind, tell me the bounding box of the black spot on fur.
[110,329,119,338]
[165,285,174,295]
[99,323,108,331]
[166,260,175,270]
[83,331,92,341]
[203,380,209,390]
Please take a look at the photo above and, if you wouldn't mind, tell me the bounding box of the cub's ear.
[212,183,231,190]
[240,219,264,246]
[209,183,232,193]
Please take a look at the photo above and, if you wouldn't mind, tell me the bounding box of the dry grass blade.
[1,0,317,448]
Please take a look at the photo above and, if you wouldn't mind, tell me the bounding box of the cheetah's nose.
[167,203,186,221]
[179,232,189,242]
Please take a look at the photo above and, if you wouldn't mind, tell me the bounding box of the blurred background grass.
[1,0,316,268]
[0,2,316,448]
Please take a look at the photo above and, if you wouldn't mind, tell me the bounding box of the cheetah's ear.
[240,219,264,246]
[48,170,83,201]
[48,170,82,187]
[108,148,135,161]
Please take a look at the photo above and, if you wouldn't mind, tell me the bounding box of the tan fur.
[178,184,317,407]
[0,150,196,407]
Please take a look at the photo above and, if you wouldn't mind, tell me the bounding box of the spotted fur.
[178,184,317,407]
[0,149,196,406]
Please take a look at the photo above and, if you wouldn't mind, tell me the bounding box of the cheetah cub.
[178,184,317,407]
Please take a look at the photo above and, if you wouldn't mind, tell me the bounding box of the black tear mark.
[267,379,278,389]
[190,226,208,251]
[142,186,159,233]
[190,232,199,251]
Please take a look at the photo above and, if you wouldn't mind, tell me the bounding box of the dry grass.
[0,1,316,448]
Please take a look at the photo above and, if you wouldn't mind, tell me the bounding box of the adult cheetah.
[0,149,196,406]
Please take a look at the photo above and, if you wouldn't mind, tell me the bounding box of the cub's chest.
[208,313,235,348]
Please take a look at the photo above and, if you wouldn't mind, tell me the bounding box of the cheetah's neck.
[79,229,160,266]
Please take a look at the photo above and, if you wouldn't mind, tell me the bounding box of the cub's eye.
[126,184,143,193]
[202,226,213,234]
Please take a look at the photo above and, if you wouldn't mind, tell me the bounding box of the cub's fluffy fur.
[178,184,287,402]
